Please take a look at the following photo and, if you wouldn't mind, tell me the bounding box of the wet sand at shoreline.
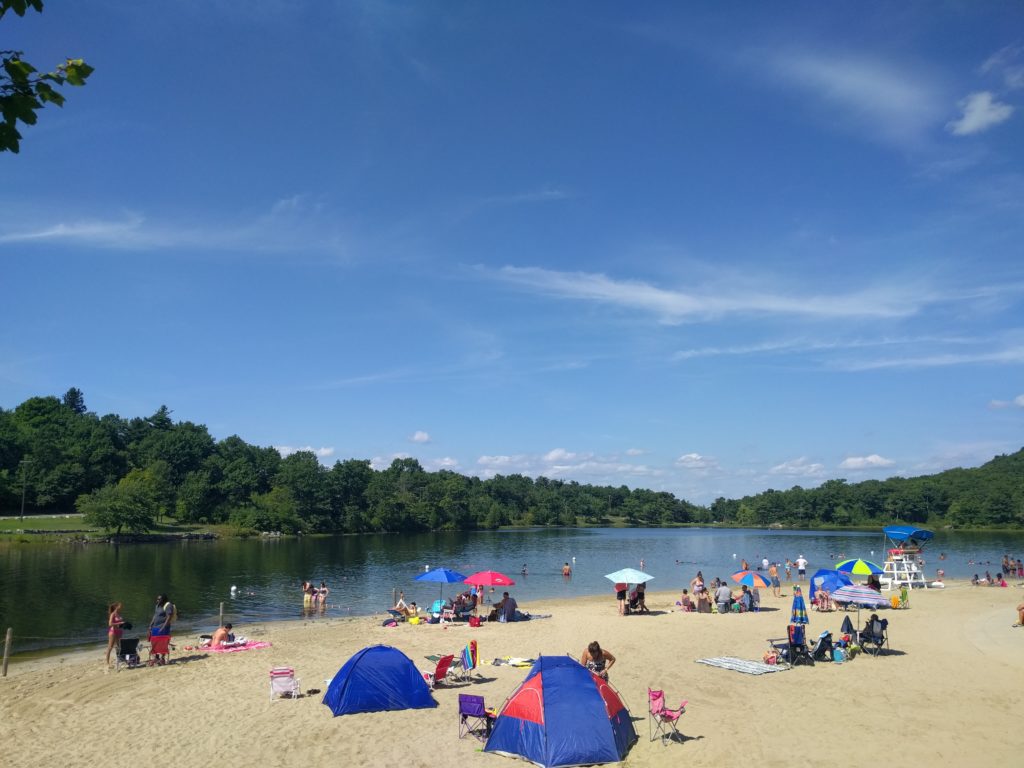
[3,580,1023,767]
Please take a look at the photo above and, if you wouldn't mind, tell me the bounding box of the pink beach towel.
[206,641,272,653]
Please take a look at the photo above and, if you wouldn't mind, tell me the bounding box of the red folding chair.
[421,654,454,690]
[148,634,172,666]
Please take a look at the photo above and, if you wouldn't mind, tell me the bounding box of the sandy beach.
[3,580,1023,768]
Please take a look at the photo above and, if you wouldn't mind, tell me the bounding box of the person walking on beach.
[149,594,174,664]
[106,601,125,667]
[768,562,781,598]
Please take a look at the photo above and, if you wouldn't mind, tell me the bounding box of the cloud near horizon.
[839,454,896,470]
[275,445,335,459]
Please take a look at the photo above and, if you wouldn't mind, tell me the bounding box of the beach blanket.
[206,641,272,653]
[694,657,788,675]
[488,657,536,667]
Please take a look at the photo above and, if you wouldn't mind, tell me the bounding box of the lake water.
[3,527,1021,655]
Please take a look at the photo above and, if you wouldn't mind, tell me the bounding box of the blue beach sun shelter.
[322,644,437,716]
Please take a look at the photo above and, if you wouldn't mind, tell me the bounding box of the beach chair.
[768,624,814,667]
[454,640,479,682]
[386,609,407,623]
[860,619,889,656]
[648,688,687,745]
[114,637,141,671]
[421,653,455,690]
[440,607,457,625]
[458,694,495,741]
[269,667,301,700]
[147,634,172,666]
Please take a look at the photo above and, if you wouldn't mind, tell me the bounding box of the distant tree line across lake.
[1,389,1022,534]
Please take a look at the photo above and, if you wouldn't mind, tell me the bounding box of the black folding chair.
[859,619,889,656]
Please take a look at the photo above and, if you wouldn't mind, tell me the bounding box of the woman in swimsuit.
[580,641,616,680]
[106,601,124,667]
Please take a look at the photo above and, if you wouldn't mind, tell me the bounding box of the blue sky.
[2,2,1022,503]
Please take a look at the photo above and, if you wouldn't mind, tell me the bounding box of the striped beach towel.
[694,657,788,675]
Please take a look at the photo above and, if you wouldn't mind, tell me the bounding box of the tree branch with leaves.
[1,0,93,153]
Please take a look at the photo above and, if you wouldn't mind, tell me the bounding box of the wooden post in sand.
[219,602,224,627]
[2,627,12,677]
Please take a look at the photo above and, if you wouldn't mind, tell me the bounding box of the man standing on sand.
[768,562,781,597]
[796,555,808,579]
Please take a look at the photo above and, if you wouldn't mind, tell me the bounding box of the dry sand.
[3,581,1023,767]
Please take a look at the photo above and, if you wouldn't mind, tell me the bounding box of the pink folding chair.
[269,667,301,701]
[648,687,687,745]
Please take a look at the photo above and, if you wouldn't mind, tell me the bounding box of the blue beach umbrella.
[809,568,853,602]
[835,558,884,576]
[790,585,809,625]
[604,568,654,585]
[415,567,468,602]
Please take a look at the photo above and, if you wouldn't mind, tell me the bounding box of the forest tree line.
[0,390,1022,533]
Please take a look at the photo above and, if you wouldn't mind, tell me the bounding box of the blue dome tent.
[485,655,637,768]
[322,645,437,716]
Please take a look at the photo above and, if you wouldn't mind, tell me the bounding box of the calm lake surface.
[3,527,1022,654]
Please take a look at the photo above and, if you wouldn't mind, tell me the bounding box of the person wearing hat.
[795,555,808,578]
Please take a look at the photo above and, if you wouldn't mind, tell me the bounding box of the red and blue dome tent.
[484,655,637,768]
[322,645,437,716]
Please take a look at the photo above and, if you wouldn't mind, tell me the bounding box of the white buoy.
[425,565,430,571]
[572,556,576,562]
[732,553,737,558]
[230,585,237,593]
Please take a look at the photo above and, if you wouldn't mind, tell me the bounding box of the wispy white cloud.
[475,449,660,483]
[766,50,944,146]
[370,452,411,470]
[839,454,895,470]
[0,196,346,254]
[989,394,1024,409]
[837,344,1024,371]
[980,44,1024,89]
[491,265,1002,324]
[426,456,460,471]
[769,457,825,478]
[947,91,1014,135]
[410,430,431,444]
[625,448,646,456]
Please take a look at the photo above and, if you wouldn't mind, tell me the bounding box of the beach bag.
[382,619,398,627]
[832,648,846,663]
[469,616,481,627]
[763,650,778,665]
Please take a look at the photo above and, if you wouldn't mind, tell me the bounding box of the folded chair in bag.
[810,631,834,662]
[458,694,495,741]
[421,653,455,690]
[898,586,910,609]
[648,687,687,745]
[386,609,407,623]
[269,667,301,700]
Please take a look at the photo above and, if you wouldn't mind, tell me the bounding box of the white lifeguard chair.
[880,526,933,591]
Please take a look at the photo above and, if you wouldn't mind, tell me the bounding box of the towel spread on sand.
[694,657,788,675]
[206,641,272,653]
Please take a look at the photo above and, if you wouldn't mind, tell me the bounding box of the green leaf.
[63,59,94,86]
[3,58,36,83]
[34,82,64,106]
[0,119,22,152]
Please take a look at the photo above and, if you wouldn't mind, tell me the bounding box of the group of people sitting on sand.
[676,575,759,614]
[390,588,520,623]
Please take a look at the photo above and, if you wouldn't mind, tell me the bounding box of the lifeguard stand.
[880,525,933,591]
